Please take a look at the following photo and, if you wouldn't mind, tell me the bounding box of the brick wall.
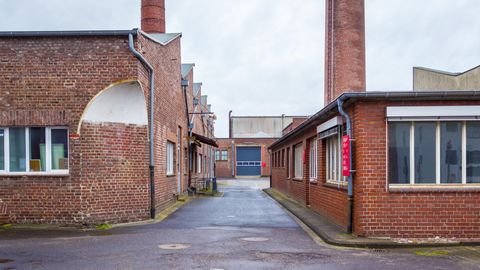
[0,33,192,225]
[353,100,480,238]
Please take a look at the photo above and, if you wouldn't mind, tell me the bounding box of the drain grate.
[240,237,269,242]
[158,244,190,250]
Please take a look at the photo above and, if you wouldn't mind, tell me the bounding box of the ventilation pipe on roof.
[128,33,156,219]
[337,98,354,234]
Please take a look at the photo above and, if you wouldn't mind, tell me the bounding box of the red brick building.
[215,114,306,178]
[0,0,216,225]
[269,0,480,239]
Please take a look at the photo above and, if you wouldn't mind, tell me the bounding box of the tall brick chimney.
[141,0,166,33]
[324,0,366,105]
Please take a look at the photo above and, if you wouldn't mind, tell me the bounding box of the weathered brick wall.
[0,36,140,225]
[354,100,480,238]
[137,35,188,210]
[215,138,233,178]
[77,122,150,224]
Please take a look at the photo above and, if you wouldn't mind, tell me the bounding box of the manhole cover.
[240,237,269,242]
[158,244,190,250]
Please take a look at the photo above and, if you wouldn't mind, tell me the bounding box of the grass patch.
[414,250,449,257]
[95,223,112,230]
[1,224,12,229]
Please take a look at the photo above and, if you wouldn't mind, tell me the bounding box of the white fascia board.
[387,106,480,118]
[317,116,343,134]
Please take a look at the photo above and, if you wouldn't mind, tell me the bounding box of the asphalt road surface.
[0,178,478,269]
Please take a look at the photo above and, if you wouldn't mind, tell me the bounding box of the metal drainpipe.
[128,33,156,219]
[337,98,354,234]
[181,81,192,188]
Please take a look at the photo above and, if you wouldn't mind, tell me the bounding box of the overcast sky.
[1,0,479,137]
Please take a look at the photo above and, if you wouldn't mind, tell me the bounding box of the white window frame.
[166,141,174,176]
[198,153,202,173]
[309,139,318,182]
[388,120,480,187]
[325,132,346,184]
[215,150,220,161]
[293,143,303,179]
[221,150,228,161]
[0,127,69,175]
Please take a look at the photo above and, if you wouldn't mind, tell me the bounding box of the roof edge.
[0,29,138,38]
[140,31,182,46]
[269,90,480,149]
[414,65,480,77]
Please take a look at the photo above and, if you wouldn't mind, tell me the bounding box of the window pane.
[388,122,410,184]
[440,122,462,183]
[51,129,68,170]
[0,129,4,170]
[414,122,436,183]
[467,122,480,183]
[215,151,220,161]
[294,144,303,178]
[30,127,46,171]
[10,128,26,172]
[167,142,174,175]
[221,150,228,161]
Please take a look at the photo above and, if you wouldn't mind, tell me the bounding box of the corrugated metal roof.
[181,63,195,79]
[193,83,202,96]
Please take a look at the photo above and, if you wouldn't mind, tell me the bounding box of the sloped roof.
[142,32,182,46]
[181,63,195,79]
[414,65,480,77]
[193,83,203,96]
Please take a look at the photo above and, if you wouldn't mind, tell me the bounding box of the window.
[281,149,285,168]
[166,141,174,175]
[326,134,345,184]
[388,121,480,185]
[0,129,5,171]
[166,142,174,175]
[184,147,188,175]
[293,143,303,179]
[0,127,68,173]
[309,139,318,182]
[198,153,202,173]
[215,150,228,161]
[286,147,290,178]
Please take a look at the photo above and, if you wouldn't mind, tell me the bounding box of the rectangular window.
[9,128,27,172]
[309,139,317,181]
[389,120,479,185]
[215,150,220,161]
[167,141,174,175]
[286,148,290,178]
[414,122,436,183]
[198,153,202,173]
[0,127,68,174]
[0,129,4,171]
[388,122,410,184]
[326,134,345,184]
[440,122,462,183]
[467,122,480,183]
[221,150,228,161]
[184,147,188,175]
[293,143,303,179]
[281,149,285,168]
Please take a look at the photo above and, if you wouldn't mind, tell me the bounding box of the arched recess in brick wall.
[77,80,148,134]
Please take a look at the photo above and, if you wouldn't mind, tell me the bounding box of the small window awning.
[190,132,218,147]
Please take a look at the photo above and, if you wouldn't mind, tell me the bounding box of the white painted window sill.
[389,184,480,191]
[0,171,69,177]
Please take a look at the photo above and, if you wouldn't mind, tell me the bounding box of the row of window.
[215,150,228,161]
[0,127,69,173]
[167,141,211,176]
[388,121,480,184]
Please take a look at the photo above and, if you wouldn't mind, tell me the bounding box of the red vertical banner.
[342,135,350,176]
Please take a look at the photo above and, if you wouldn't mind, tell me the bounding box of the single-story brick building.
[0,0,216,225]
[270,0,480,239]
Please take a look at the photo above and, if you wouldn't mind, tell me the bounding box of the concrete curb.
[263,188,480,249]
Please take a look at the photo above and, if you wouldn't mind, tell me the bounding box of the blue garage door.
[236,146,261,176]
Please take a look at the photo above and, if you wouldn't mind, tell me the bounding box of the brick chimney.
[141,0,166,33]
[324,0,366,105]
